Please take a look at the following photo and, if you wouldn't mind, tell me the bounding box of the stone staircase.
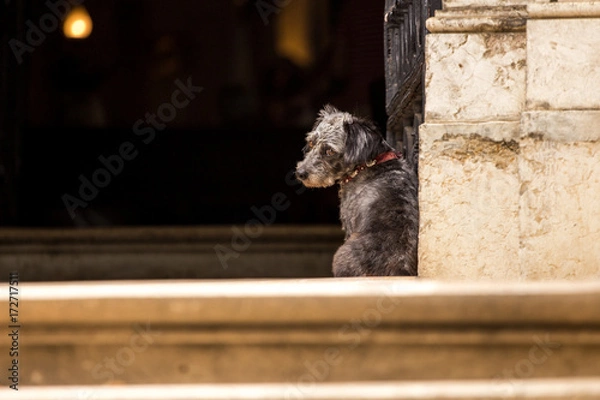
[1,278,599,399]
[3,380,600,399]
[0,226,343,281]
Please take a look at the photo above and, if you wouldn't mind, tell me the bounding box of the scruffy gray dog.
[295,105,418,276]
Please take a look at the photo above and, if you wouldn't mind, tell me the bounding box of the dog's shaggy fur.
[295,105,418,276]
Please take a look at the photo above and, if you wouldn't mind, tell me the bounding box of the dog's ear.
[313,104,341,129]
[321,104,340,116]
[343,118,386,165]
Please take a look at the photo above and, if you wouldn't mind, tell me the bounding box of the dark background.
[1,0,387,227]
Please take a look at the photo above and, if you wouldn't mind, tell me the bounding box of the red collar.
[340,151,402,185]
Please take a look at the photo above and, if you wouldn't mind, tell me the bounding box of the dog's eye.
[303,140,314,154]
[322,146,336,157]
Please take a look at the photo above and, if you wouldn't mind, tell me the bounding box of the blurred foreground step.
[1,279,600,385]
[2,379,600,400]
[0,225,343,280]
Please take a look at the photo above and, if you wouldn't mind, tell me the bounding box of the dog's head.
[295,105,391,188]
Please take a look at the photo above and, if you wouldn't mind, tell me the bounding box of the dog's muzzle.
[295,168,308,181]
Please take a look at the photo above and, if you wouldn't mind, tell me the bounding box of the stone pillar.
[419,1,600,280]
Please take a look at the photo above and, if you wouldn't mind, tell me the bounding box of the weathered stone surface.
[420,1,600,280]
[529,1,600,20]
[427,7,527,33]
[519,113,600,279]
[419,123,520,280]
[443,0,525,9]
[527,18,600,110]
[425,32,526,122]
[522,110,600,142]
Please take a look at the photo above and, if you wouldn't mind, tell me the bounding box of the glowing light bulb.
[63,6,93,39]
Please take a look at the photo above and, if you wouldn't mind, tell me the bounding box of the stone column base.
[419,1,600,280]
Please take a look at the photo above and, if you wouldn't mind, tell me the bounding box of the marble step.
[0,226,343,280]
[1,379,600,400]
[1,279,599,386]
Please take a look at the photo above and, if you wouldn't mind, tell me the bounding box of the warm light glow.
[71,20,87,36]
[275,0,312,67]
[63,6,93,39]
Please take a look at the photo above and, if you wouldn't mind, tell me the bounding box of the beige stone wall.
[419,1,600,280]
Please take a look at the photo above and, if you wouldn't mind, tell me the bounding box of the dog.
[295,105,418,276]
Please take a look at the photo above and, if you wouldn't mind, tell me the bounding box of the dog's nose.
[296,169,308,181]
